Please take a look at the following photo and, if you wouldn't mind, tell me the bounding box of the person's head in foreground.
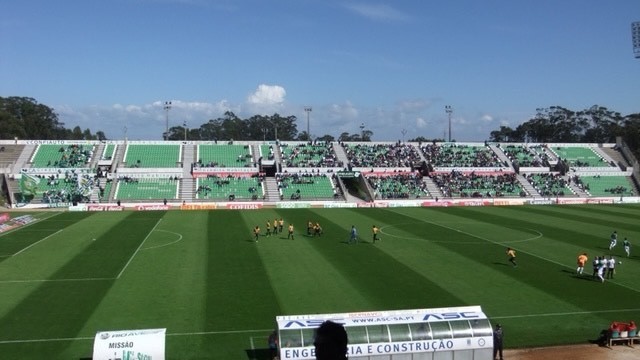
[314,320,348,360]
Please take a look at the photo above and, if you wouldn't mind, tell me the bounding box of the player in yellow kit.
[506,248,517,267]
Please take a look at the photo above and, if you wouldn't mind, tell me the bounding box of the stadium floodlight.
[445,105,453,142]
[164,101,172,141]
[633,21,640,59]
[304,106,312,140]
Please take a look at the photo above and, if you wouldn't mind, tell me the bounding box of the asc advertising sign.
[93,328,166,360]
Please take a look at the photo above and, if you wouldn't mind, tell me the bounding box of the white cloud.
[416,117,429,128]
[480,114,494,123]
[344,3,409,22]
[247,84,286,105]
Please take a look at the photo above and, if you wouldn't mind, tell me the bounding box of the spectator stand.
[344,142,422,169]
[123,143,182,168]
[522,172,576,198]
[30,143,95,168]
[549,144,617,170]
[365,171,431,200]
[17,169,96,206]
[195,143,254,168]
[499,144,551,171]
[421,143,506,170]
[276,172,340,201]
[113,173,181,201]
[195,173,264,201]
[279,141,342,168]
[431,170,527,198]
[570,172,638,197]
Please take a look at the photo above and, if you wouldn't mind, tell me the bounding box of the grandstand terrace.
[344,142,422,171]
[196,175,263,201]
[123,143,181,168]
[421,143,506,170]
[114,176,180,201]
[30,144,94,168]
[276,173,338,200]
[431,170,527,198]
[1,139,639,208]
[196,143,254,168]
[366,172,430,199]
[279,141,342,168]
[500,144,551,168]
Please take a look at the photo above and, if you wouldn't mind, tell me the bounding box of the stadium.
[0,138,639,359]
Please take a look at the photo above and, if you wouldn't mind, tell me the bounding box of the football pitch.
[0,204,639,359]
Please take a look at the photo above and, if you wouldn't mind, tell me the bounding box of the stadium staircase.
[422,176,444,199]
[489,144,513,169]
[15,144,36,171]
[89,143,105,169]
[263,177,281,201]
[567,180,589,197]
[250,144,260,167]
[181,144,196,202]
[516,174,540,197]
[333,143,350,168]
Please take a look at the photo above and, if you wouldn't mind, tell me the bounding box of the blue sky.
[2,0,639,141]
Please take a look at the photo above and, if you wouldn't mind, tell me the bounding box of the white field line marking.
[492,308,640,320]
[116,218,162,279]
[141,230,183,250]
[12,229,63,256]
[422,219,640,294]
[0,277,114,284]
[4,307,640,345]
[0,328,274,344]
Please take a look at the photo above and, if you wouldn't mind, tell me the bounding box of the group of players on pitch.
[253,218,295,241]
[576,230,632,283]
[252,221,383,244]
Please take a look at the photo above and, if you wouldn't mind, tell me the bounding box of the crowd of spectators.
[431,170,526,198]
[196,174,263,200]
[276,172,338,200]
[45,145,93,168]
[345,142,422,168]
[420,144,505,168]
[501,144,550,168]
[366,173,430,199]
[41,171,95,204]
[280,141,342,168]
[523,173,570,197]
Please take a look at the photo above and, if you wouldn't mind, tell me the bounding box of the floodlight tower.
[164,101,172,141]
[633,21,640,59]
[304,106,312,140]
[445,105,453,142]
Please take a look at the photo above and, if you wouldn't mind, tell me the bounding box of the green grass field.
[0,205,639,359]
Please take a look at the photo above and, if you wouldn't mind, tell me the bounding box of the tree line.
[1,96,638,159]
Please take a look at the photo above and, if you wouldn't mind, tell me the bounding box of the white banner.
[92,328,166,360]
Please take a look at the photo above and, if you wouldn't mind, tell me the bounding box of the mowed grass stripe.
[0,212,87,261]
[200,210,283,359]
[507,205,640,237]
[0,212,133,281]
[375,207,640,346]
[0,212,163,348]
[63,211,214,359]
[280,208,465,310]
[252,209,404,314]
